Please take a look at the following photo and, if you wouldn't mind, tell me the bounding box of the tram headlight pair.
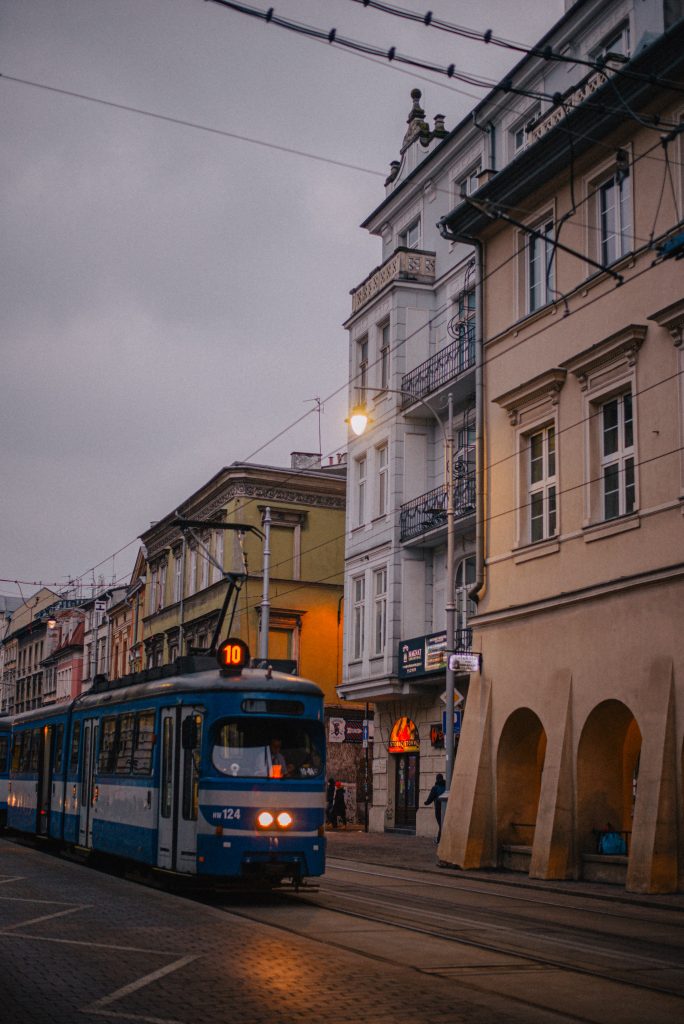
[256,810,294,830]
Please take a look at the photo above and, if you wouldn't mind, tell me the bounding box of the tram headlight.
[276,811,293,829]
[257,810,274,829]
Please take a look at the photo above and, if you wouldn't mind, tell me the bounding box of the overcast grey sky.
[1,0,564,595]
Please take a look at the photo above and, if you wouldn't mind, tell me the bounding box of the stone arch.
[496,707,547,853]
[577,699,641,856]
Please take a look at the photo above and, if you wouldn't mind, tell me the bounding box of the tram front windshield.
[212,719,324,780]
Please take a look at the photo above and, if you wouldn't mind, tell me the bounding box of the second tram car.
[6,650,326,886]
[0,717,11,827]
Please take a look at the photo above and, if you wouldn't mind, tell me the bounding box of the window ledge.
[583,513,640,543]
[513,538,560,563]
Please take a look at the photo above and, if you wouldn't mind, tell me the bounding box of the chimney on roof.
[290,452,322,471]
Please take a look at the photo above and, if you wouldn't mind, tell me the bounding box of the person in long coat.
[424,773,446,842]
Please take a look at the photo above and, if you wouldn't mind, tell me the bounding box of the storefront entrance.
[394,753,419,830]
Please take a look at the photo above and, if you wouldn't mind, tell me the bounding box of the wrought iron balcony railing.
[400,475,476,542]
[401,325,475,408]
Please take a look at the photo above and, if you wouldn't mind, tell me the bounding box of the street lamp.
[348,387,457,791]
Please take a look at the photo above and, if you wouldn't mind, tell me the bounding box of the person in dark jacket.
[331,782,347,829]
[326,777,336,825]
[425,773,446,842]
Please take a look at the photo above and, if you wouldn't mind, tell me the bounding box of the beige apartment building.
[438,16,684,891]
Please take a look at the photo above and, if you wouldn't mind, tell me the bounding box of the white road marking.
[0,931,181,954]
[0,894,82,905]
[0,876,24,885]
[84,954,199,1022]
[2,905,90,931]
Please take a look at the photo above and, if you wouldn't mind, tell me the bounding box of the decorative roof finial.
[401,88,430,152]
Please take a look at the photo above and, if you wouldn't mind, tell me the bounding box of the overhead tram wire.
[4,67,681,590]
[348,0,684,96]
[204,0,681,131]
[0,73,386,182]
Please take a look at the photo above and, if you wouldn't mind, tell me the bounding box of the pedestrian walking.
[326,776,336,825]
[424,773,446,842]
[331,781,347,829]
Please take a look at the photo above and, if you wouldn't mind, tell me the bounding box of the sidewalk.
[325,826,684,911]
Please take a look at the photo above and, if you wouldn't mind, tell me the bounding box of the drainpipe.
[437,223,485,605]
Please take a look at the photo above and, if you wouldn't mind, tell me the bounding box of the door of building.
[394,753,419,830]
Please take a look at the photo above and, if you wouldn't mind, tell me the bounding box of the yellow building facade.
[139,455,346,703]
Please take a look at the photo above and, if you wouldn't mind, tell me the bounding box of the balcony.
[400,475,475,543]
[350,248,435,315]
[401,324,475,408]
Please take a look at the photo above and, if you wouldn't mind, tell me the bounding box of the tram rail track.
[214,857,684,1024]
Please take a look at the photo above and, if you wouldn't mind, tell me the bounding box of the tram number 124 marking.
[213,808,241,821]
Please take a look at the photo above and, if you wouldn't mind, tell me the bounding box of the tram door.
[394,754,419,831]
[78,719,99,848]
[37,725,53,835]
[157,707,203,873]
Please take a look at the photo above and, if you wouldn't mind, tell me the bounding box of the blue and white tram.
[6,652,326,886]
[0,717,11,827]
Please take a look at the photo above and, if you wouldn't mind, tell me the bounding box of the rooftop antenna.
[304,396,323,455]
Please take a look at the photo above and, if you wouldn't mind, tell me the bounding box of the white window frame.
[379,321,390,389]
[356,455,367,527]
[510,103,540,159]
[457,163,481,199]
[351,575,366,661]
[597,167,631,266]
[377,443,389,518]
[158,562,166,611]
[589,21,630,63]
[372,567,387,656]
[199,540,209,591]
[600,390,635,520]
[398,216,421,249]
[527,218,555,313]
[188,547,197,597]
[356,334,368,404]
[527,424,558,543]
[174,551,182,603]
[212,530,224,584]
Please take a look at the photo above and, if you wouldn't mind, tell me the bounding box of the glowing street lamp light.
[347,387,457,790]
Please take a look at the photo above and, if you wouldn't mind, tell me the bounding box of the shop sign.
[448,652,482,674]
[388,717,420,754]
[328,717,345,743]
[398,630,447,679]
[430,724,444,749]
[344,720,364,744]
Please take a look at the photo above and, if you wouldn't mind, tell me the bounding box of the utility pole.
[259,507,271,663]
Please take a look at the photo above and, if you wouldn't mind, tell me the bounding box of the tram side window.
[69,721,81,773]
[115,714,135,773]
[132,712,156,775]
[53,724,65,774]
[182,714,202,822]
[29,728,41,772]
[0,736,8,771]
[98,717,119,774]
[12,733,24,773]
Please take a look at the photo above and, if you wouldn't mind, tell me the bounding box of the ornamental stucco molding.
[560,324,647,392]
[649,298,684,348]
[493,368,567,426]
